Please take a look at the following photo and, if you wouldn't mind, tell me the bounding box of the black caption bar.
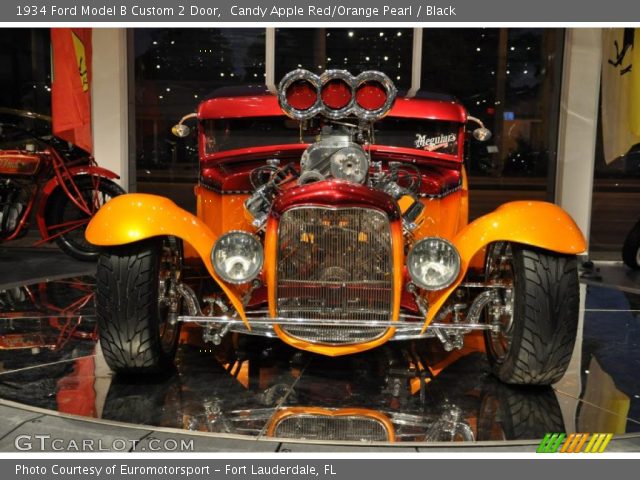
[3,459,640,480]
[1,0,640,22]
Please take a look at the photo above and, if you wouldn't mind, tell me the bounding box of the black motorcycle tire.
[46,176,125,262]
[622,220,640,270]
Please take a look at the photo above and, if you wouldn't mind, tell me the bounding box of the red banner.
[51,28,93,154]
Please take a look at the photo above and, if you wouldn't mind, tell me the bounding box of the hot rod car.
[86,70,586,385]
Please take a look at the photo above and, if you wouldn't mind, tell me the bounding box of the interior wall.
[91,28,129,190]
[555,28,602,247]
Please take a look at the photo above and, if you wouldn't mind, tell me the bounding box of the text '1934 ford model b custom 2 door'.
[86,70,586,385]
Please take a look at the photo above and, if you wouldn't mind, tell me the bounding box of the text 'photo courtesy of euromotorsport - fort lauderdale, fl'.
[15,464,332,476]
[27,4,456,19]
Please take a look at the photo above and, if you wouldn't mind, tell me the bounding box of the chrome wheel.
[485,242,516,363]
[158,237,182,354]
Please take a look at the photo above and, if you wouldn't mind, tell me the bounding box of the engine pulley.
[299,127,369,185]
[329,146,368,184]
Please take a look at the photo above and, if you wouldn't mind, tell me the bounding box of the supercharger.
[299,126,369,185]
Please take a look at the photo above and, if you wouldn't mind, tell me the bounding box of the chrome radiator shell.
[276,206,394,344]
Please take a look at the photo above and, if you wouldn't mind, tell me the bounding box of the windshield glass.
[374,118,459,155]
[202,117,312,155]
[202,117,460,157]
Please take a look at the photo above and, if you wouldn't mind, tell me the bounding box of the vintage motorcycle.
[0,108,124,261]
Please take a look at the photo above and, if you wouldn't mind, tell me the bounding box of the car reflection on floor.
[87,341,567,443]
[0,276,638,444]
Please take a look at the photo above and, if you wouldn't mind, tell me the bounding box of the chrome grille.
[273,414,390,442]
[277,206,393,344]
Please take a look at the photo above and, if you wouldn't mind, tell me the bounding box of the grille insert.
[276,206,393,344]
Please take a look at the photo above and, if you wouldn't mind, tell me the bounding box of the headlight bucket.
[407,237,461,291]
[211,231,264,284]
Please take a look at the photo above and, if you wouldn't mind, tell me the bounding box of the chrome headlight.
[407,237,460,291]
[212,231,263,284]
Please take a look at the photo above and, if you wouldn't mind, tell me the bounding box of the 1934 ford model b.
[86,70,586,385]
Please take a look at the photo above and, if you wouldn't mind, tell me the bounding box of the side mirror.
[171,113,197,138]
[171,124,191,138]
[472,127,492,142]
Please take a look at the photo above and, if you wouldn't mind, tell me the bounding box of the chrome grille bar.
[276,206,393,344]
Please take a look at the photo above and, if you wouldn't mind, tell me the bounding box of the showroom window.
[133,28,265,210]
[0,29,51,115]
[274,28,414,91]
[589,97,640,255]
[421,28,565,219]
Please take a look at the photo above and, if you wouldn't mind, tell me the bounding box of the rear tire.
[622,220,640,270]
[96,237,182,375]
[47,176,125,262]
[484,243,579,385]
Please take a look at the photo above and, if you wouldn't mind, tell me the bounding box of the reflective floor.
[0,274,639,444]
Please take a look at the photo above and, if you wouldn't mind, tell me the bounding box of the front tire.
[484,243,579,385]
[96,237,182,375]
[622,220,640,270]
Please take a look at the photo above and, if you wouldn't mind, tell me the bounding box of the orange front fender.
[85,193,248,325]
[422,201,586,332]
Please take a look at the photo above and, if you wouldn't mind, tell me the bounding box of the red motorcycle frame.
[0,110,124,260]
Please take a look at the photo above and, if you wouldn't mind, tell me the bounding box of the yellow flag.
[601,28,640,163]
[71,31,89,92]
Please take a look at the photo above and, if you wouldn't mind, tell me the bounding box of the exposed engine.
[299,125,369,185]
[244,123,426,232]
[0,179,28,238]
[243,68,429,232]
